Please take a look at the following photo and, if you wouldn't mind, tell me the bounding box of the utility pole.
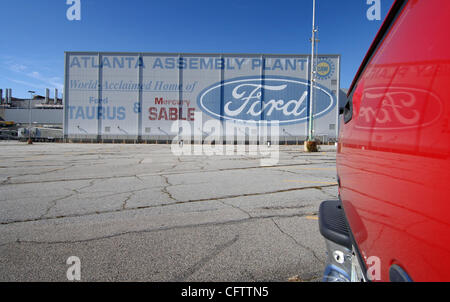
[27,91,35,144]
[308,0,317,142]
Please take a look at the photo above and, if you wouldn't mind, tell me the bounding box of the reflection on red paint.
[356,86,442,130]
[338,0,450,282]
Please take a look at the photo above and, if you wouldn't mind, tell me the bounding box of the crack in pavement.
[0,184,336,225]
[33,183,152,220]
[135,175,145,182]
[271,218,324,265]
[0,212,315,247]
[79,187,151,201]
[156,158,182,174]
[117,187,156,210]
[173,235,240,282]
[40,179,102,219]
[3,184,154,205]
[262,205,312,210]
[39,194,76,219]
[314,186,338,199]
[161,174,179,202]
[273,168,300,176]
[0,174,129,187]
[1,165,75,185]
[72,179,98,194]
[122,193,134,210]
[0,162,335,187]
[219,200,252,218]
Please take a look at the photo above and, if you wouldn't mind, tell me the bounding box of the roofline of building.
[64,51,341,58]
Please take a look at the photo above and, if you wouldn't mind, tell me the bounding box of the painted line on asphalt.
[306,216,319,221]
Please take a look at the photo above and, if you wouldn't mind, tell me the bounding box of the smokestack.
[54,88,58,105]
[45,88,50,104]
[57,92,63,105]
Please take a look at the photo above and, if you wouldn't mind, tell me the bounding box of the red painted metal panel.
[338,0,450,281]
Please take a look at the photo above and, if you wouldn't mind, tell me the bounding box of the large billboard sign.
[64,53,340,142]
[198,76,335,125]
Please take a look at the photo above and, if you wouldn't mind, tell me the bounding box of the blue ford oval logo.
[197,76,335,125]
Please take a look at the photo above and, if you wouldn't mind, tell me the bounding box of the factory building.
[64,52,341,144]
[0,88,63,126]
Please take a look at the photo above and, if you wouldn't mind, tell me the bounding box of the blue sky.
[0,0,394,98]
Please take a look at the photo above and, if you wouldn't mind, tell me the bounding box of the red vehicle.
[319,0,450,282]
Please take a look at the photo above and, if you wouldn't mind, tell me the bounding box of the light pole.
[27,90,35,144]
[308,0,317,142]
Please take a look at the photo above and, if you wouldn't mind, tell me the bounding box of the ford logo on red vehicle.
[356,86,443,130]
[197,76,335,125]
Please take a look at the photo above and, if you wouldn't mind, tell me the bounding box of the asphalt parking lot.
[0,141,337,282]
